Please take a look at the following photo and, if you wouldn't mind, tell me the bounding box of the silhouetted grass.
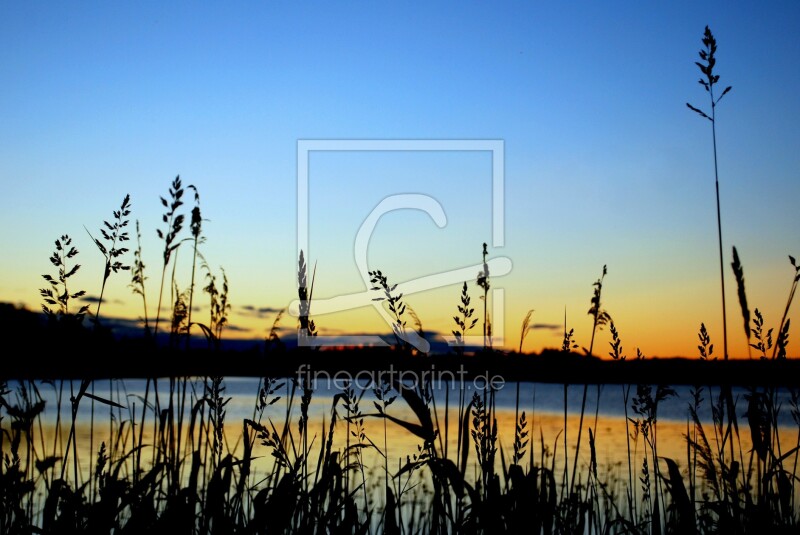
[154,175,185,338]
[369,269,409,351]
[297,250,317,347]
[3,345,800,533]
[452,282,478,358]
[687,25,734,361]
[476,242,491,351]
[129,220,149,334]
[185,185,202,351]
[85,194,131,328]
[4,25,800,532]
[40,235,89,323]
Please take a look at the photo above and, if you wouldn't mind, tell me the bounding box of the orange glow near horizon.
[5,242,797,360]
[6,274,793,359]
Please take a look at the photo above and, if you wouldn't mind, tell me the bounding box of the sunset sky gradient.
[1,2,799,357]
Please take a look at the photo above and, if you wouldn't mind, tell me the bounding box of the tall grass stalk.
[185,185,202,351]
[202,263,230,349]
[86,194,131,327]
[85,195,131,469]
[773,255,800,359]
[732,246,752,358]
[561,309,578,501]
[608,321,636,519]
[687,25,733,360]
[373,377,396,530]
[476,242,491,351]
[571,265,609,498]
[153,175,185,339]
[129,220,149,334]
[40,235,89,323]
[519,309,534,354]
[452,282,478,357]
[298,250,317,347]
[369,270,408,350]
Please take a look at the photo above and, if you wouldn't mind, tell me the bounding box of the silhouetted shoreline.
[4,343,800,386]
[4,303,799,384]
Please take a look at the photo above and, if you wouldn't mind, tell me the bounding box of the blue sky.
[1,2,799,356]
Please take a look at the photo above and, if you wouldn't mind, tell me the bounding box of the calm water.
[5,377,798,473]
[24,378,796,425]
[12,377,799,422]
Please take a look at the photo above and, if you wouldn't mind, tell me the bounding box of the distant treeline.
[2,302,799,385]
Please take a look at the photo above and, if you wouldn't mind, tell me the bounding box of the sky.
[1,2,799,357]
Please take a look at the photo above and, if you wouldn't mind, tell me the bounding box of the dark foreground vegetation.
[4,363,800,534]
[4,286,800,533]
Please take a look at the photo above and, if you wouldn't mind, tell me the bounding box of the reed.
[200,263,230,350]
[774,256,800,359]
[571,265,610,499]
[687,25,733,360]
[40,235,89,323]
[519,309,535,354]
[153,176,185,339]
[297,250,317,346]
[185,185,202,350]
[452,281,478,357]
[85,194,131,327]
[560,311,578,503]
[369,269,408,350]
[731,246,751,357]
[476,242,491,351]
[129,220,149,334]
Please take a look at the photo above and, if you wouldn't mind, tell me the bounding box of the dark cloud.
[80,295,124,305]
[530,323,561,331]
[237,305,283,318]
[102,317,146,329]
